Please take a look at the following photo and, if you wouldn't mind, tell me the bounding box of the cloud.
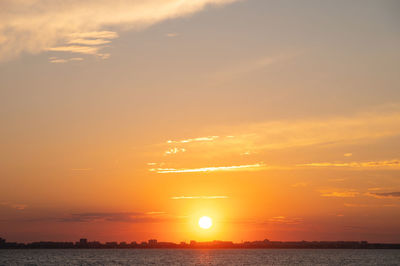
[266,216,303,225]
[67,38,112,46]
[344,203,398,207]
[344,153,353,157]
[153,163,266,173]
[49,58,68,64]
[47,45,103,55]
[344,203,369,207]
[164,147,186,155]
[298,159,400,168]
[159,108,400,161]
[60,211,177,223]
[0,0,238,62]
[320,191,359,198]
[167,136,219,144]
[222,109,400,152]
[148,107,400,174]
[368,187,384,191]
[145,211,166,215]
[171,196,229,200]
[49,57,84,63]
[366,192,400,199]
[166,33,179,38]
[69,31,119,39]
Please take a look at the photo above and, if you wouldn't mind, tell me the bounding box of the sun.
[198,216,212,229]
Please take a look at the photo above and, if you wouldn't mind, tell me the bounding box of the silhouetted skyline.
[1,237,399,249]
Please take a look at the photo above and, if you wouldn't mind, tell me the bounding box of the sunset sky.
[1,0,400,243]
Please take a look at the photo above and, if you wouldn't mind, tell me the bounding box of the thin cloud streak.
[47,45,104,55]
[167,136,219,144]
[320,191,359,198]
[366,192,400,199]
[49,57,84,63]
[299,159,400,168]
[154,163,266,173]
[266,216,303,225]
[166,33,179,38]
[59,212,179,223]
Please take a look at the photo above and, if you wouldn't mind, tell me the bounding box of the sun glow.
[198,216,213,229]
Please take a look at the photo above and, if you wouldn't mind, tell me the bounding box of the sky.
[1,0,400,243]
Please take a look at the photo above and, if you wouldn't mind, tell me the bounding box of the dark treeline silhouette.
[1,237,399,249]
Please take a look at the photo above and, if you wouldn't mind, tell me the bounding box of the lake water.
[0,249,399,265]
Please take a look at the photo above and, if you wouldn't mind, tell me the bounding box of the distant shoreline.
[1,238,400,249]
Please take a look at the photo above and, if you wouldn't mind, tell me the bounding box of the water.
[0,249,399,265]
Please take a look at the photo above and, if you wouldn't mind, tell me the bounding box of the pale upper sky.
[1,0,400,243]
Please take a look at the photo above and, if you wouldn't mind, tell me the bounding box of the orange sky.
[1,0,400,243]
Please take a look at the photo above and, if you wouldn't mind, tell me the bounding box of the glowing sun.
[198,216,212,229]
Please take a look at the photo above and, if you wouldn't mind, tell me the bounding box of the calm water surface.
[0,249,399,265]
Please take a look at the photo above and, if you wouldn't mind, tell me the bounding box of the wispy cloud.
[145,211,166,215]
[344,203,398,207]
[266,216,303,225]
[49,57,84,63]
[320,190,359,198]
[167,136,219,144]
[366,192,400,199]
[0,0,239,62]
[368,187,384,191]
[344,203,369,207]
[226,109,400,152]
[47,31,118,58]
[47,45,104,55]
[166,33,179,38]
[67,38,112,46]
[153,163,266,174]
[164,147,186,155]
[149,108,400,174]
[298,159,400,168]
[69,31,119,39]
[60,211,177,223]
[171,196,229,200]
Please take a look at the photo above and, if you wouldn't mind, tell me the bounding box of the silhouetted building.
[76,238,89,248]
[148,239,157,246]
